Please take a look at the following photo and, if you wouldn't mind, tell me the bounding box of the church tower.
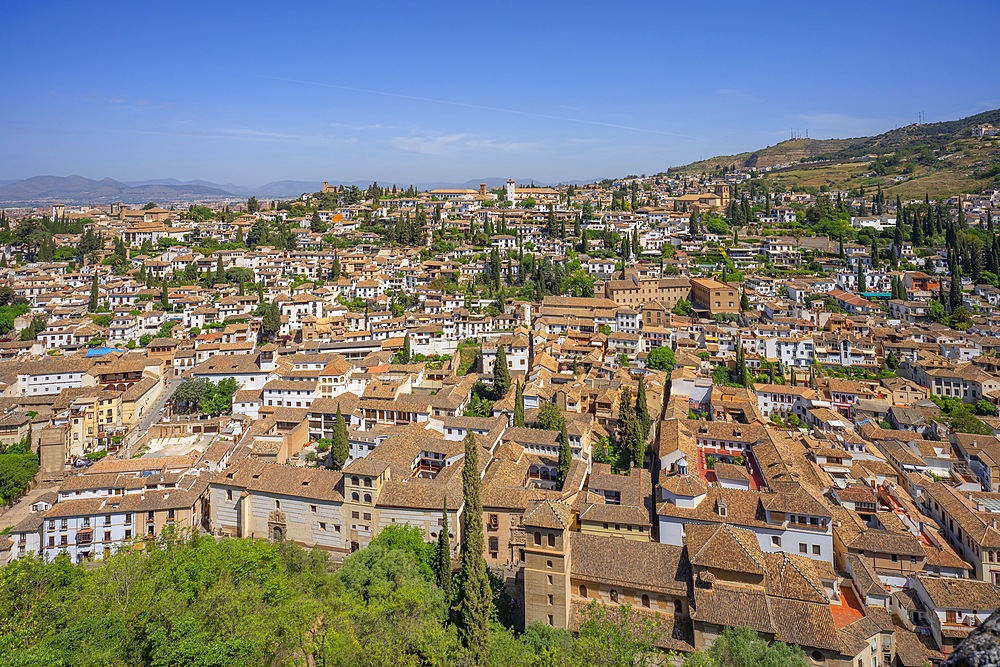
[521,499,574,629]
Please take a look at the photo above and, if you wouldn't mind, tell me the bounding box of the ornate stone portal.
[267,509,287,541]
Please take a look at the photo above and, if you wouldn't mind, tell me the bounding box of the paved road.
[139,376,182,433]
[0,483,57,531]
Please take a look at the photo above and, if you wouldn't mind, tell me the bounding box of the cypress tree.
[735,341,750,388]
[740,286,750,312]
[513,380,525,428]
[635,378,651,442]
[88,272,99,312]
[949,270,963,312]
[160,281,169,311]
[433,498,452,599]
[215,256,224,284]
[330,404,349,470]
[616,386,635,460]
[556,421,571,489]
[870,237,879,269]
[857,261,866,293]
[493,345,511,398]
[454,431,491,664]
[400,333,411,364]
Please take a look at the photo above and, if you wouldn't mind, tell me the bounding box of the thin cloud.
[389,133,467,155]
[256,74,699,139]
[328,121,395,131]
[389,134,540,156]
[131,127,338,143]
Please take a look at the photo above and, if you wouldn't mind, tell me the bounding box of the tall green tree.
[493,346,511,399]
[735,341,750,388]
[949,271,963,312]
[88,272,99,312]
[400,333,412,364]
[513,380,525,428]
[856,261,866,293]
[330,404,350,470]
[616,386,636,462]
[214,256,224,284]
[261,300,281,339]
[454,431,491,664]
[635,378,651,443]
[159,280,169,311]
[433,498,452,599]
[557,421,571,489]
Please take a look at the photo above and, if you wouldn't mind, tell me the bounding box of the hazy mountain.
[250,180,326,198]
[0,175,233,205]
[0,174,604,205]
[124,178,245,192]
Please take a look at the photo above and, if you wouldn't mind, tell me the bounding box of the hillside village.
[3,158,1000,666]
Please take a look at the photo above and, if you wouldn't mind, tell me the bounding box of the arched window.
[351,476,359,485]
[641,594,650,608]
[364,478,372,487]
[579,585,588,598]
[610,589,619,603]
[547,533,556,547]
[363,493,371,504]
[673,599,682,615]
[351,492,359,502]
[534,531,542,546]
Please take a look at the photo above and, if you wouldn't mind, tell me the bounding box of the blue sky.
[2,0,998,187]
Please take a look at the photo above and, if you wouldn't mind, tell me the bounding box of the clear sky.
[2,0,998,187]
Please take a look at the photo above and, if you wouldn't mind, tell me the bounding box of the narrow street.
[139,376,182,433]
[0,483,57,530]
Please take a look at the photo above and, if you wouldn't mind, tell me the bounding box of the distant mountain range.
[0,175,599,206]
[0,176,233,206]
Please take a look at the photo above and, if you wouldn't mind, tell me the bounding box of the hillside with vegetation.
[671,109,1000,198]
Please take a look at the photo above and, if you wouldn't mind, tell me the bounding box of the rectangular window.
[812,545,820,556]
[771,536,781,547]
[799,543,807,554]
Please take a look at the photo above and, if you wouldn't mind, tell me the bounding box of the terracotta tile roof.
[570,532,688,596]
[212,459,344,502]
[522,499,573,529]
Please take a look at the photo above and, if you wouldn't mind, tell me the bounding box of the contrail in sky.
[255,74,697,139]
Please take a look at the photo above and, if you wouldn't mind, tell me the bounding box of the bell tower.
[521,499,574,629]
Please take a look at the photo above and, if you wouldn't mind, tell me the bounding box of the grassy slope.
[669,109,1000,198]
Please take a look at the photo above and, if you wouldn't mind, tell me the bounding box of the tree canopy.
[0,531,816,667]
